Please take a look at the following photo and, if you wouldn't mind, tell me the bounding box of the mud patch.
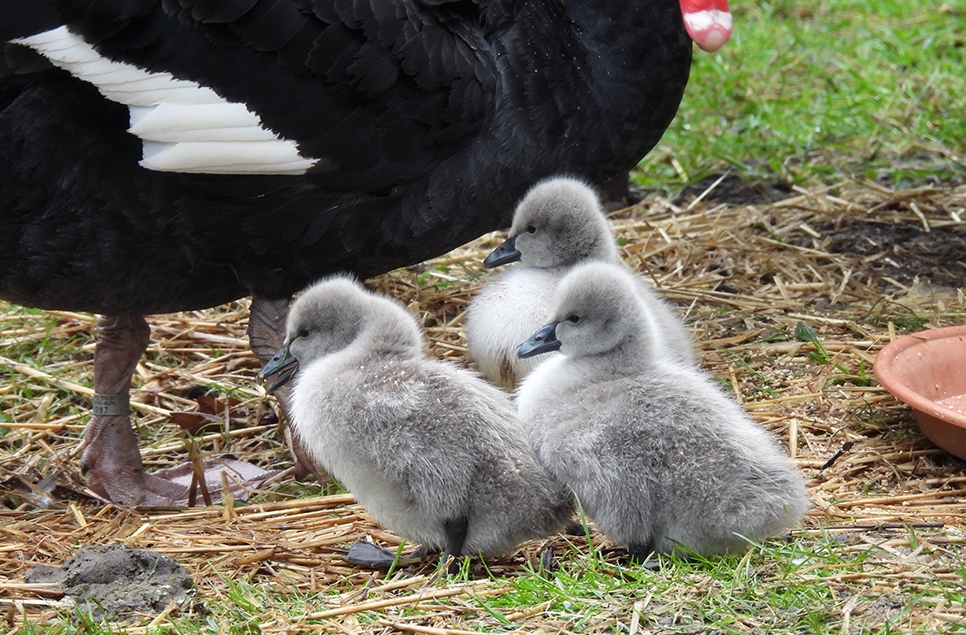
[26,543,195,621]
[791,218,966,289]
[675,173,794,206]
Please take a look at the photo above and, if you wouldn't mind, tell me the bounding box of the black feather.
[181,0,260,23]
[2,0,692,315]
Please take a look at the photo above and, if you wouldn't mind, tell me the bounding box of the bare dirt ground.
[1,178,965,632]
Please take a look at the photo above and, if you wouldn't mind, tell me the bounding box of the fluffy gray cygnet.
[515,262,809,559]
[465,176,695,390]
[259,275,574,563]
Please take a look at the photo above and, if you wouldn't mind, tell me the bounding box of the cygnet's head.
[284,276,368,364]
[517,262,650,361]
[483,177,618,270]
[258,275,420,389]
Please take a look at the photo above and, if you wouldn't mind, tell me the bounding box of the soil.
[791,218,966,289]
[25,543,196,621]
[676,174,966,291]
[675,172,795,206]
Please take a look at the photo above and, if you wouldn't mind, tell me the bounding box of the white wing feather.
[13,26,318,175]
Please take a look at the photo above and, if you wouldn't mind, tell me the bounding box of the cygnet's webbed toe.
[342,541,428,570]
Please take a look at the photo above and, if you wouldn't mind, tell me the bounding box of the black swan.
[1,0,730,505]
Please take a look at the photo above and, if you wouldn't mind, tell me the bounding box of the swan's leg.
[249,295,330,485]
[81,315,273,506]
[81,315,184,505]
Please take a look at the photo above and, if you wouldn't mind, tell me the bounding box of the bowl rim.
[874,324,966,430]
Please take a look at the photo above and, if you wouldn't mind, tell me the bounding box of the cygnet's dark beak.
[517,322,561,358]
[483,234,521,268]
[257,341,299,391]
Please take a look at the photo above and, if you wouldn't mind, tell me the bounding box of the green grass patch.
[15,530,966,634]
[637,0,966,190]
[476,532,962,633]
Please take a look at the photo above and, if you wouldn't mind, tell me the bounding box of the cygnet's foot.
[563,520,588,536]
[539,547,556,574]
[443,517,470,575]
[622,543,662,570]
[343,541,424,570]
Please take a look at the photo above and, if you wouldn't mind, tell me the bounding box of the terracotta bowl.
[874,325,966,461]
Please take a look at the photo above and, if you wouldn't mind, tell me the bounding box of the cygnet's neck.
[568,229,621,267]
[573,287,679,379]
[568,328,655,380]
[583,235,622,266]
[350,312,424,363]
[547,232,622,272]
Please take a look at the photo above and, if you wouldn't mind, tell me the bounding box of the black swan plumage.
[0,0,730,505]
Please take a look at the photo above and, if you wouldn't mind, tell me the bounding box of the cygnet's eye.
[526,224,537,234]
[566,314,581,324]
[297,327,310,339]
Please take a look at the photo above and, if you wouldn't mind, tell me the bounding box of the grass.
[637,0,966,190]
[21,534,962,634]
[461,534,965,633]
[3,2,966,634]
[4,186,966,632]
